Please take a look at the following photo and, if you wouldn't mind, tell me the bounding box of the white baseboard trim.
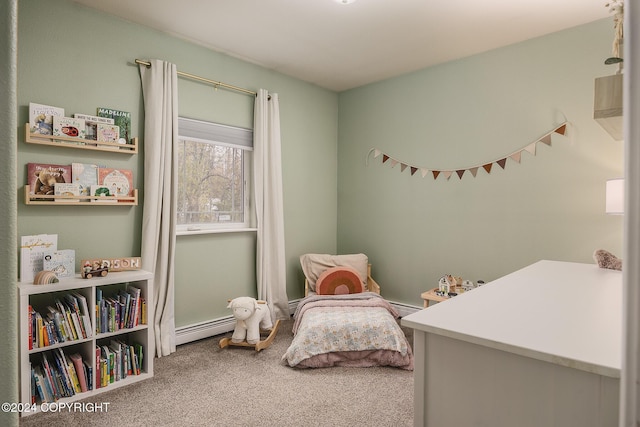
[175,298,421,346]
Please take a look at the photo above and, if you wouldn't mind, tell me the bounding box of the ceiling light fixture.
[335,0,357,4]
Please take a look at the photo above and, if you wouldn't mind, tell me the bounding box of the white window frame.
[176,117,255,236]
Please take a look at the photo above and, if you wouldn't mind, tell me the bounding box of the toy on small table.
[219,297,280,352]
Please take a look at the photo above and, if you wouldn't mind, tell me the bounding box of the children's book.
[27,163,72,197]
[72,163,99,199]
[96,124,120,144]
[53,117,86,139]
[29,103,65,135]
[98,168,133,197]
[90,185,117,203]
[20,234,58,282]
[73,113,114,141]
[43,249,75,278]
[54,183,80,203]
[97,107,131,144]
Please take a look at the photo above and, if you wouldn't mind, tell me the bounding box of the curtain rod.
[135,59,257,97]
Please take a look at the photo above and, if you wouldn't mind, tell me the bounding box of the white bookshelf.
[18,270,154,416]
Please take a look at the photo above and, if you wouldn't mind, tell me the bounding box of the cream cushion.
[300,253,369,292]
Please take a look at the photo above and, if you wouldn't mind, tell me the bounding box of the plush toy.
[593,249,623,271]
[227,297,273,345]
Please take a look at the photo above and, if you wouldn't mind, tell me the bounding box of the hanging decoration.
[366,122,568,181]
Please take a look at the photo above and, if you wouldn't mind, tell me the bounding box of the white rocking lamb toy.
[219,297,280,352]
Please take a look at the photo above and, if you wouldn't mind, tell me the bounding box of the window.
[177,117,253,234]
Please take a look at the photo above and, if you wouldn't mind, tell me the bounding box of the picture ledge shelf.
[24,123,138,154]
[24,186,138,206]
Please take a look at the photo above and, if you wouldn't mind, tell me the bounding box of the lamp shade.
[606,178,624,214]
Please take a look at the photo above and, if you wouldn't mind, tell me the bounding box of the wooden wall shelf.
[25,123,138,154]
[24,186,138,206]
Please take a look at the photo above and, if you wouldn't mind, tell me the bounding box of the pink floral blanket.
[282,293,413,370]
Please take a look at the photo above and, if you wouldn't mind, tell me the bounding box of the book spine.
[28,305,33,350]
[83,360,93,391]
[95,346,101,389]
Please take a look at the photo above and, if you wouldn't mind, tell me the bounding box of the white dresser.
[402,260,622,427]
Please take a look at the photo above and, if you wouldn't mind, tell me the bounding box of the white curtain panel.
[138,59,178,357]
[253,89,290,321]
[622,2,640,424]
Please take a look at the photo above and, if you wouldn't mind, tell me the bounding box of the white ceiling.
[71,0,610,92]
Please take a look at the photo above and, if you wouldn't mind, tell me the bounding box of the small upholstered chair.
[300,253,381,297]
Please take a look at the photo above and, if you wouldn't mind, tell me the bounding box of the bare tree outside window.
[177,138,245,228]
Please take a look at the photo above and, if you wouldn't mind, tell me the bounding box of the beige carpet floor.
[19,318,414,427]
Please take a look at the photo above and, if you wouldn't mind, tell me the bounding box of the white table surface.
[402,260,623,378]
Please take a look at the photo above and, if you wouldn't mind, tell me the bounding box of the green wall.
[337,19,624,305]
[17,0,339,328]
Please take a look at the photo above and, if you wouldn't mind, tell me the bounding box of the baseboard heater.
[175,299,301,346]
[175,298,422,346]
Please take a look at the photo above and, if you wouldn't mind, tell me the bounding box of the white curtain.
[138,59,178,357]
[621,2,640,425]
[253,89,290,320]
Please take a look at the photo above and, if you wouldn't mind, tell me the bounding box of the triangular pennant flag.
[497,158,507,169]
[382,154,389,163]
[483,163,493,174]
[539,134,552,146]
[443,171,453,180]
[373,149,381,158]
[410,167,418,176]
[554,124,567,135]
[456,170,466,179]
[390,159,399,168]
[421,169,428,178]
[400,163,408,172]
[432,171,441,179]
[469,167,479,177]
[510,151,522,163]
[524,142,536,156]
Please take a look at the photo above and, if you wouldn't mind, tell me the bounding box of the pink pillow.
[316,266,364,295]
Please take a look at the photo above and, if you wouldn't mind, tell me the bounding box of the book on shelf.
[90,184,118,203]
[97,107,131,144]
[69,353,88,393]
[83,359,93,391]
[71,162,99,199]
[98,167,133,198]
[45,305,70,343]
[42,352,67,399]
[55,298,82,341]
[134,343,143,375]
[96,123,120,145]
[64,294,88,339]
[43,249,75,278]
[20,233,58,282]
[95,346,101,389]
[52,116,86,140]
[32,367,49,403]
[27,163,72,198]
[71,292,93,338]
[73,113,114,141]
[127,285,142,328]
[33,366,52,403]
[53,183,80,203]
[28,305,34,350]
[108,341,122,382]
[29,102,65,135]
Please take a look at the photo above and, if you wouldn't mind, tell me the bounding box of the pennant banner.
[366,123,568,181]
